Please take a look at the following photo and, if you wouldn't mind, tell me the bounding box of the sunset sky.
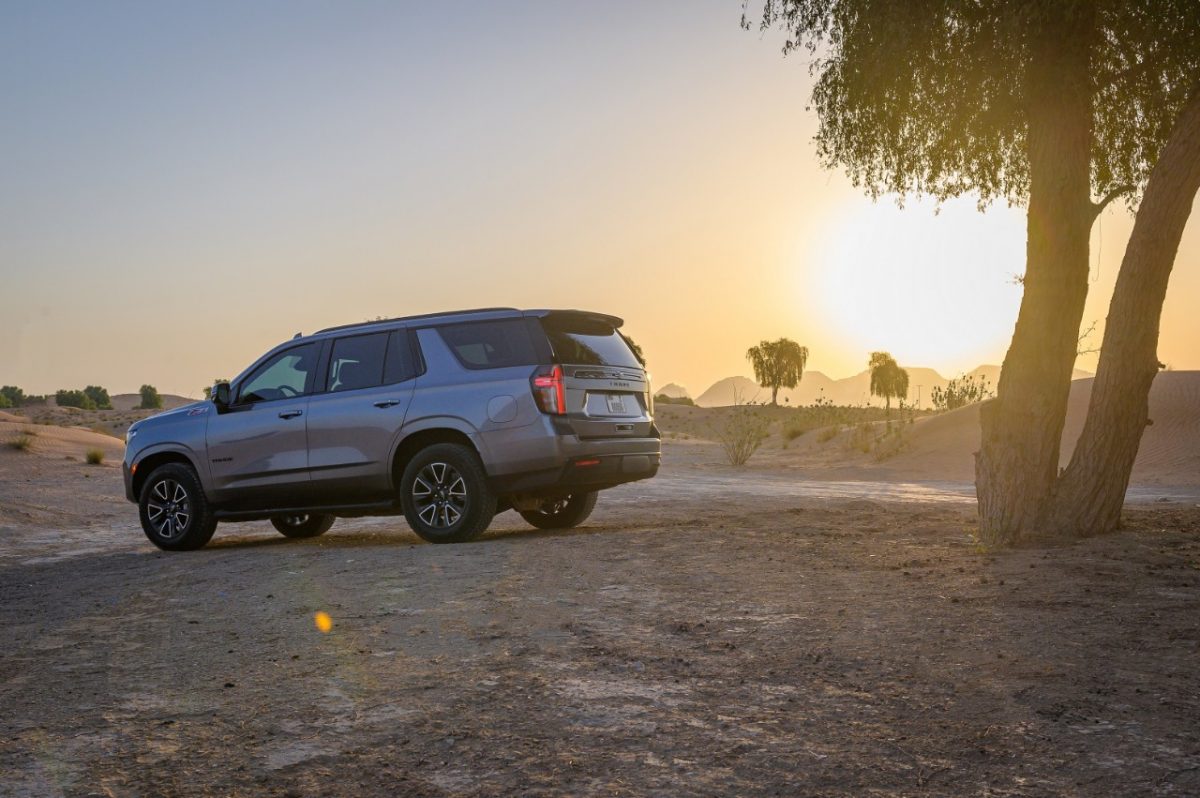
[3,1,1198,399]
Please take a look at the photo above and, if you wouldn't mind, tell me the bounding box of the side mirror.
[212,381,231,411]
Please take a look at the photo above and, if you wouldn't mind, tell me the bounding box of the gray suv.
[123,308,660,550]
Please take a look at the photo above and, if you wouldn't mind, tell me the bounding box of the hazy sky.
[2,1,1197,398]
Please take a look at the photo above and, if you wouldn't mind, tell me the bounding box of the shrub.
[85,448,105,465]
[817,425,841,444]
[83,385,113,410]
[0,394,10,409]
[9,433,32,451]
[55,389,96,410]
[716,405,771,466]
[139,384,163,410]
[931,374,994,412]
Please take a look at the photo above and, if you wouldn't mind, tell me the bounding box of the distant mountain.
[696,364,1096,408]
[695,377,765,407]
[655,382,690,399]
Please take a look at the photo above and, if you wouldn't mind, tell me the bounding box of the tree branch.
[1091,184,1135,218]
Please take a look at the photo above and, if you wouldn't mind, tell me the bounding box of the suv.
[123,308,660,551]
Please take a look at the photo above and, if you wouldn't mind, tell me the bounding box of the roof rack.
[314,307,519,335]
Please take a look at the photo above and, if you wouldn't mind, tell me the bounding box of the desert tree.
[746,338,809,405]
[139,384,163,410]
[868,352,909,414]
[746,0,1200,544]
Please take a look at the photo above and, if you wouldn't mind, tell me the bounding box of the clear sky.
[2,1,1197,398]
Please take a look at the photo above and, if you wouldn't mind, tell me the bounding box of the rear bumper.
[488,435,661,494]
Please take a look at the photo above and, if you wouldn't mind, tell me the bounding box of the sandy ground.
[2,432,1200,796]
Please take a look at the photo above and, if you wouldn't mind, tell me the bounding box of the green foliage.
[931,373,994,412]
[55,389,97,410]
[0,386,25,407]
[655,394,695,406]
[869,352,910,412]
[85,448,105,465]
[746,338,809,405]
[138,384,163,410]
[82,386,113,410]
[745,1,1200,207]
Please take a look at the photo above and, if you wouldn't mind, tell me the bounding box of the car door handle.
[373,399,402,408]
[278,409,303,419]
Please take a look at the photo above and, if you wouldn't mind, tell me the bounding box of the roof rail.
[314,307,520,335]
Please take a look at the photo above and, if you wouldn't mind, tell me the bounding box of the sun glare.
[806,197,1026,370]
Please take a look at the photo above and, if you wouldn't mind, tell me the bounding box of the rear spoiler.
[523,309,624,329]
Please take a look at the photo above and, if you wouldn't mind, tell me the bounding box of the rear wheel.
[401,443,496,543]
[519,491,598,530]
[271,514,335,539]
[138,463,217,551]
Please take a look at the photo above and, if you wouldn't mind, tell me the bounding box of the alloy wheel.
[411,461,468,529]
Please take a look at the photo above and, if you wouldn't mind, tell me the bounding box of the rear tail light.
[645,373,654,415]
[531,364,566,414]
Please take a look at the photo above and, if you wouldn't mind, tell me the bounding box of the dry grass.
[9,433,33,452]
[85,448,105,465]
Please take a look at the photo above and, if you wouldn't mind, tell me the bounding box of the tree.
[746,338,809,405]
[0,386,26,407]
[868,352,909,413]
[139,384,163,410]
[748,1,1200,544]
[82,385,112,410]
[56,389,96,410]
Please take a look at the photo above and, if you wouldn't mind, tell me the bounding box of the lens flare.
[314,611,332,633]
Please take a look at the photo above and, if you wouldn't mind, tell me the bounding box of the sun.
[804,196,1026,370]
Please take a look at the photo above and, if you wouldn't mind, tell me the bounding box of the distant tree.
[747,2,1200,544]
[746,338,809,406]
[56,389,97,410]
[931,374,994,412]
[203,379,229,400]
[869,352,909,414]
[0,393,10,409]
[82,385,112,410]
[621,333,647,367]
[0,386,26,407]
[139,384,163,410]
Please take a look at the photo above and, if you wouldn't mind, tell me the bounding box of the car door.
[205,341,321,507]
[304,329,419,501]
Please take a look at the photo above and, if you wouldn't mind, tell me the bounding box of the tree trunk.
[976,5,1096,546]
[771,385,779,406]
[1045,90,1200,536]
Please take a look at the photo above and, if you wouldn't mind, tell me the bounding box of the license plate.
[605,394,628,415]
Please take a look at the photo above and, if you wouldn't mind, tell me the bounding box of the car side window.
[238,343,320,404]
[384,330,420,383]
[436,319,537,369]
[328,332,388,392]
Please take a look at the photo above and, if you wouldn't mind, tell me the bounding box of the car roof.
[308,307,624,340]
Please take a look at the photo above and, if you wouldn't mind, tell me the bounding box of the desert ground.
[1,377,1199,796]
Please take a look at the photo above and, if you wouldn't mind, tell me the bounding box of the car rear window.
[436,319,539,370]
[541,316,642,368]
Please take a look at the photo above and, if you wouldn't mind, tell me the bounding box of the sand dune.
[787,371,1200,486]
[0,411,124,463]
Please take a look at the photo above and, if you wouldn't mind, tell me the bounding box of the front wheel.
[138,463,217,551]
[401,443,496,543]
[519,492,598,530]
[271,514,335,539]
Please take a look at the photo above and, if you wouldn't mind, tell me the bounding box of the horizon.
[3,1,1199,398]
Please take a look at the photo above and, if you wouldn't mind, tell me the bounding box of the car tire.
[519,491,598,530]
[271,514,335,539]
[138,463,218,551]
[400,443,496,543]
